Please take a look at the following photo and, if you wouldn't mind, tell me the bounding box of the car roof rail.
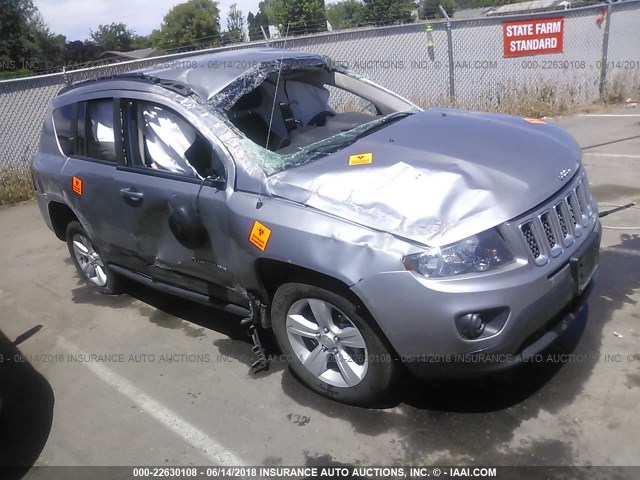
[58,72,195,97]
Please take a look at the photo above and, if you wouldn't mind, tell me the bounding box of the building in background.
[486,0,572,16]
[94,48,158,63]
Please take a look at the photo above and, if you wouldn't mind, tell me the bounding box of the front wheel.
[271,282,396,406]
[66,221,123,295]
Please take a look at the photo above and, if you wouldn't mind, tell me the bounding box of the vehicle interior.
[225,67,415,155]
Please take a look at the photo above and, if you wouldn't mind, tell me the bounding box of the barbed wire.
[1,9,437,77]
[159,10,426,54]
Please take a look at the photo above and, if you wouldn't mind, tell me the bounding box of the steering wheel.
[307,111,335,126]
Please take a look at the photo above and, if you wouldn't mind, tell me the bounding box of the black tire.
[271,282,396,406]
[66,221,123,295]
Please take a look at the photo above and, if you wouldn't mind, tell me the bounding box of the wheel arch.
[254,258,357,305]
[254,258,400,360]
[48,201,79,241]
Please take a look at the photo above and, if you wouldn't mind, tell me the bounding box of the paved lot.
[1,106,639,473]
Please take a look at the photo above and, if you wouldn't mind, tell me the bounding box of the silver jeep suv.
[32,48,600,405]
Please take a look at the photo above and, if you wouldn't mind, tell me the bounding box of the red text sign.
[503,17,564,57]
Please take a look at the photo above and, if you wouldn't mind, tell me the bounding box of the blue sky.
[33,0,337,42]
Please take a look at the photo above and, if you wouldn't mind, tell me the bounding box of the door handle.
[120,188,144,200]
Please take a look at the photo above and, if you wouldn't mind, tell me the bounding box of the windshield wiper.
[303,111,414,160]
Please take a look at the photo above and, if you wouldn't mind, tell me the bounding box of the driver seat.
[229,89,290,151]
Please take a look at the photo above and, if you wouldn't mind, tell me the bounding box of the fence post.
[439,5,456,103]
[260,25,271,47]
[599,3,612,98]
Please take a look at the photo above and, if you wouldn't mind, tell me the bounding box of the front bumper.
[351,219,601,378]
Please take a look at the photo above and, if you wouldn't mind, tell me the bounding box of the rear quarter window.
[52,105,75,156]
[86,99,117,162]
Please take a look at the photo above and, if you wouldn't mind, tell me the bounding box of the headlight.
[403,229,514,278]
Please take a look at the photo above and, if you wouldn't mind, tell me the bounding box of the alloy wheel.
[286,298,368,387]
[72,234,107,287]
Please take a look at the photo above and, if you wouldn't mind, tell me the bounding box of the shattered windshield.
[208,59,418,176]
[257,110,418,175]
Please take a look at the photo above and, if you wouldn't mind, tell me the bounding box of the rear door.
[55,96,134,267]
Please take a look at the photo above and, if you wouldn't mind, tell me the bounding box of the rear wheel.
[66,221,123,295]
[271,282,396,406]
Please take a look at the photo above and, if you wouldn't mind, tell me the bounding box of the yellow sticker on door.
[249,221,272,251]
[349,152,373,166]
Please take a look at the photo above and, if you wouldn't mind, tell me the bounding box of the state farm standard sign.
[503,17,564,57]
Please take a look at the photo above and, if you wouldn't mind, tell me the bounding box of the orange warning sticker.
[523,117,547,124]
[249,221,272,251]
[349,152,373,166]
[72,176,83,195]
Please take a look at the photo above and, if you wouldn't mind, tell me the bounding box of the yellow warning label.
[523,117,547,124]
[349,152,373,166]
[249,221,272,251]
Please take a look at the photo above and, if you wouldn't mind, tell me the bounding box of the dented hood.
[267,109,582,246]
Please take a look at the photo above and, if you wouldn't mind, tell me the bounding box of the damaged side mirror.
[204,151,227,190]
[204,174,226,190]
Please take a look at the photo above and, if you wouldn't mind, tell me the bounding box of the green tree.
[361,0,414,26]
[0,0,65,75]
[63,40,102,66]
[0,0,36,68]
[149,28,163,48]
[90,22,137,51]
[326,0,363,30]
[268,0,327,36]
[153,0,221,51]
[34,29,65,67]
[247,1,271,41]
[130,34,152,50]
[226,3,245,43]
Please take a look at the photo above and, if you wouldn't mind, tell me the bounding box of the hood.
[267,109,582,246]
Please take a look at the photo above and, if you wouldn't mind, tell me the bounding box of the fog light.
[458,313,485,339]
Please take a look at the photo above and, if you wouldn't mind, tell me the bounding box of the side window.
[86,99,117,162]
[52,105,75,156]
[124,100,215,178]
[325,85,378,116]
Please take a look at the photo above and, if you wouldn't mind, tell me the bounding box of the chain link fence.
[1,1,639,181]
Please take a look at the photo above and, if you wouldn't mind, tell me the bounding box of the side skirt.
[109,264,250,318]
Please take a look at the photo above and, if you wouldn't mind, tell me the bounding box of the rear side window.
[86,100,117,162]
[52,105,75,156]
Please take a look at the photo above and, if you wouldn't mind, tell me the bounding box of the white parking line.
[583,152,640,158]
[57,337,246,466]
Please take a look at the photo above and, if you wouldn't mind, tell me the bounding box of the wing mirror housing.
[206,151,227,190]
[206,175,226,190]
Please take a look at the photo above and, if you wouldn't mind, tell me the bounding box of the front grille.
[540,212,556,249]
[555,202,568,237]
[521,222,540,259]
[518,173,595,266]
[567,192,577,225]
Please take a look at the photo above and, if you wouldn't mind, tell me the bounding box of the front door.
[113,98,242,305]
